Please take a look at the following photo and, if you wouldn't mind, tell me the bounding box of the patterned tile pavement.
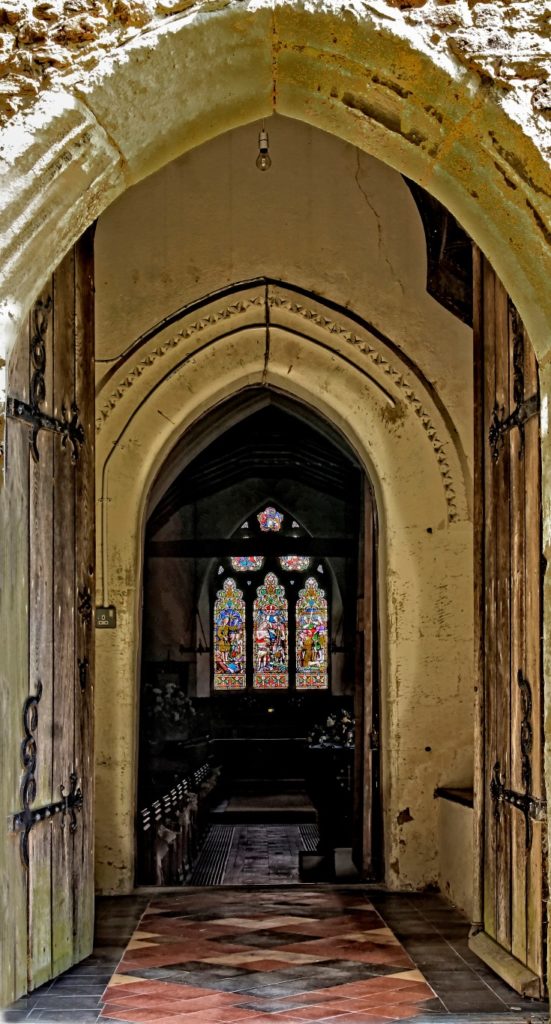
[4,889,550,1022]
[99,890,440,1024]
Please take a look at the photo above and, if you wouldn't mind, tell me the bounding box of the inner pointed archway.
[138,394,375,885]
[94,271,474,901]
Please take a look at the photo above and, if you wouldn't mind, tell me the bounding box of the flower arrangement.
[307,707,355,748]
[144,676,196,737]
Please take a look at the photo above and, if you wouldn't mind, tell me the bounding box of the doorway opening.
[136,392,381,887]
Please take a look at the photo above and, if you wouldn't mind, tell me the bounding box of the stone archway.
[94,281,473,898]
[1,0,550,1008]
[0,2,549,366]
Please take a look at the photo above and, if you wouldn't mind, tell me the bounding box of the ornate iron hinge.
[490,763,546,851]
[7,396,85,464]
[5,295,85,464]
[78,657,89,692]
[489,394,539,462]
[490,670,546,851]
[77,585,93,624]
[12,681,83,868]
[489,302,539,462]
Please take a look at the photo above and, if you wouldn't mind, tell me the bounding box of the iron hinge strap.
[490,762,547,851]
[13,774,83,868]
[489,392,539,462]
[12,681,83,868]
[6,395,85,464]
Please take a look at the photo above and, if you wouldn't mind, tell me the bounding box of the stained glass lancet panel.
[253,572,288,688]
[213,578,246,690]
[296,577,328,689]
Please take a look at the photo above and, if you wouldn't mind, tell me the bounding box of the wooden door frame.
[353,476,382,880]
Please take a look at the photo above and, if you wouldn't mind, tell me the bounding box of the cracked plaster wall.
[94,118,472,439]
[93,122,474,894]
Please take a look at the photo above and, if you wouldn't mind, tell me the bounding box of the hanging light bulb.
[256,127,272,171]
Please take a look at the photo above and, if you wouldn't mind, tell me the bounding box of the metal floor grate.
[189,823,321,885]
[299,823,320,851]
[188,825,235,886]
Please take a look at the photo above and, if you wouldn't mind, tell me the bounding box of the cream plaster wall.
[438,798,474,919]
[95,118,472,452]
[93,121,475,894]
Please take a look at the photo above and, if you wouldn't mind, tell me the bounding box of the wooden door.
[6,230,95,992]
[470,249,547,996]
[353,480,380,878]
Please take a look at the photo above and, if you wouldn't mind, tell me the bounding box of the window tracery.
[212,506,329,690]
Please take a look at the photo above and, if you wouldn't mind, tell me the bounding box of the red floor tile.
[102,1009,181,1023]
[104,890,435,1024]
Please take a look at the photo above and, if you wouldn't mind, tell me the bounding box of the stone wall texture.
[0,0,549,159]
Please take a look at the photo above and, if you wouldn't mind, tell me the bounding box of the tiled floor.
[4,888,548,1024]
[101,888,437,1023]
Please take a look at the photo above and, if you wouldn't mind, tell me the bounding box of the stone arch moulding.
[94,282,474,895]
[0,0,550,382]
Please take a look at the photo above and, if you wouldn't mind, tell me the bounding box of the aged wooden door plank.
[509,303,528,968]
[481,255,498,942]
[493,274,512,952]
[2,238,95,1007]
[471,249,546,997]
[27,291,55,991]
[471,246,485,933]
[0,317,31,1006]
[51,248,77,977]
[523,333,545,979]
[73,228,96,962]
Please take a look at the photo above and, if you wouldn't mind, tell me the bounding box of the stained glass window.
[279,555,311,572]
[257,506,284,532]
[296,577,328,689]
[253,572,288,688]
[230,556,264,572]
[213,578,246,690]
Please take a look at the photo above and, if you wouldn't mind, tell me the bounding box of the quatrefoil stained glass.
[230,556,264,572]
[257,506,284,532]
[279,555,311,572]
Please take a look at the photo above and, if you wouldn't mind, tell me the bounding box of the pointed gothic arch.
[94,282,473,901]
[0,3,549,371]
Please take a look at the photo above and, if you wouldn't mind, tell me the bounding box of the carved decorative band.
[271,294,459,524]
[96,290,461,523]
